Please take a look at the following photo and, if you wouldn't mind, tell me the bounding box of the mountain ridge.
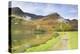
[9,7,65,20]
[9,7,44,20]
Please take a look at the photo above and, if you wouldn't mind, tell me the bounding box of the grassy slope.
[26,36,60,52]
[26,31,78,52]
[59,31,78,49]
[48,31,78,50]
[67,31,78,49]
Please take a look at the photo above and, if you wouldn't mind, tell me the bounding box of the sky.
[10,1,78,20]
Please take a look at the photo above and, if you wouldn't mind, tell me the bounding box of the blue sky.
[11,1,78,20]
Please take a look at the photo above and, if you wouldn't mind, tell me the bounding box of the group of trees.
[54,19,78,32]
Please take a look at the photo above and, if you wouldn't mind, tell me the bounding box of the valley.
[9,7,78,53]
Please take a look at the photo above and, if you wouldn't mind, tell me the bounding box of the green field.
[67,31,78,49]
[26,34,60,52]
[25,31,78,52]
[11,31,78,52]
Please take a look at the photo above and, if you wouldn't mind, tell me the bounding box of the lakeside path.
[49,32,69,50]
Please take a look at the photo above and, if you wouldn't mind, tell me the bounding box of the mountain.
[9,7,78,31]
[9,7,24,17]
[68,19,78,31]
[47,13,61,18]
[9,7,65,21]
[9,7,44,20]
[42,13,63,21]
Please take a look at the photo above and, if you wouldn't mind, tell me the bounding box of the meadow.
[25,31,78,52]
